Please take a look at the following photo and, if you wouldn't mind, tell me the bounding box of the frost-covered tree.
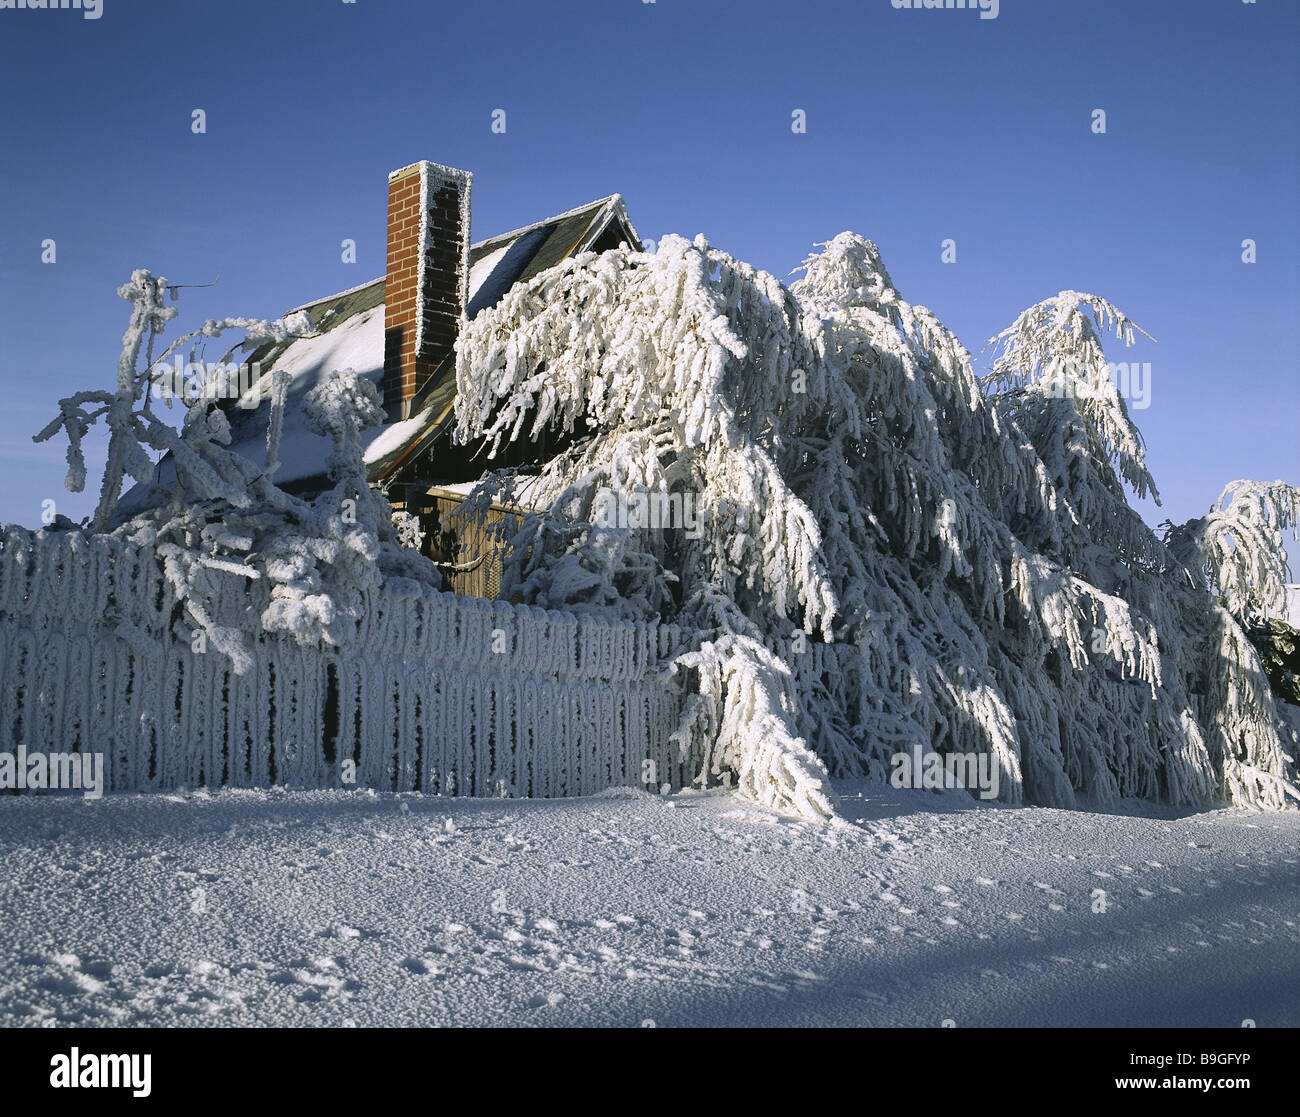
[1162,480,1299,625]
[35,269,439,674]
[452,233,1298,819]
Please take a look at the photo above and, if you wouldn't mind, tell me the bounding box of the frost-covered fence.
[0,526,695,797]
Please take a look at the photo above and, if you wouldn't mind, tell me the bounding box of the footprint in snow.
[275,957,358,1000]
[37,971,105,996]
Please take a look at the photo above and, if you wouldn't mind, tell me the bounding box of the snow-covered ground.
[0,783,1296,1027]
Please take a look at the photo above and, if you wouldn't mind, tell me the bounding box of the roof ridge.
[283,193,634,321]
[284,275,384,317]
[471,193,627,252]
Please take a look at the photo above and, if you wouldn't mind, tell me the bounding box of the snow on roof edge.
[602,194,642,250]
[284,276,385,317]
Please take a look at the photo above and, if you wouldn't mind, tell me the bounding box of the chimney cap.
[388,160,472,186]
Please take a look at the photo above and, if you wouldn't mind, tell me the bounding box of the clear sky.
[0,0,1295,569]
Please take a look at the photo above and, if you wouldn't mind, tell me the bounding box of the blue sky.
[0,0,1295,566]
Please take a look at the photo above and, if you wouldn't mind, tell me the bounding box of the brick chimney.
[383,160,473,421]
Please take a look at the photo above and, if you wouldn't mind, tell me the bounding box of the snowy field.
[0,784,1296,1028]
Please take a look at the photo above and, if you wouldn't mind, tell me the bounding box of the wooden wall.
[411,488,520,600]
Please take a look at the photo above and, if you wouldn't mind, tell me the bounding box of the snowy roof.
[428,477,548,513]
[119,194,639,512]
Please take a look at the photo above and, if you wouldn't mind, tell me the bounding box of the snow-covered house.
[124,160,641,595]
